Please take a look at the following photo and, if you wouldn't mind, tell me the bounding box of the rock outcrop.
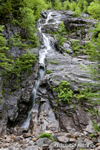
[0,24,38,136]
[0,10,100,150]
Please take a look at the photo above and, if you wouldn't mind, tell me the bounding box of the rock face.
[36,10,99,134]
[0,24,38,136]
[0,10,100,150]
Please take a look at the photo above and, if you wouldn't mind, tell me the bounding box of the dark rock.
[54,41,64,54]
[41,11,48,19]
[42,144,49,150]
[41,24,59,33]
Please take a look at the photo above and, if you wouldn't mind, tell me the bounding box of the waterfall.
[21,11,52,130]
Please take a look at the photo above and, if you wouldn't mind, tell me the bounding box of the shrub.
[53,0,62,10]
[0,25,12,71]
[72,40,80,53]
[10,52,37,77]
[39,133,54,141]
[73,7,81,17]
[53,81,73,104]
[87,1,100,19]
[56,21,66,46]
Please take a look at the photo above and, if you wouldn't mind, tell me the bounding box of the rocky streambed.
[0,10,100,150]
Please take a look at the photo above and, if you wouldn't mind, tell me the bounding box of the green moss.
[92,120,100,132]
[46,70,52,74]
[49,61,59,65]
[64,49,70,54]
[39,133,54,141]
[90,133,94,139]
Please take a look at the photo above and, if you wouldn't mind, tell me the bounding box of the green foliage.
[53,81,73,104]
[72,40,80,53]
[92,23,100,41]
[63,0,76,11]
[2,52,37,91]
[46,70,52,74]
[74,88,100,105]
[77,0,88,13]
[64,49,70,54]
[90,133,94,139]
[87,1,100,19]
[9,33,28,48]
[49,60,59,65]
[92,120,100,132]
[84,41,96,56]
[53,0,62,10]
[62,0,100,19]
[8,52,37,77]
[56,21,66,46]
[39,133,54,141]
[71,39,98,57]
[0,25,12,71]
[32,0,48,20]
[0,0,49,47]
[73,7,81,17]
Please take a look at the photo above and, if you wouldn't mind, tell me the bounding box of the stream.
[21,11,53,130]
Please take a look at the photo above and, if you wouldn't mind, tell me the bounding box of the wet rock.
[41,24,59,33]
[41,11,48,19]
[54,41,64,54]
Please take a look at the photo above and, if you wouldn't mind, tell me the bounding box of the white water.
[21,11,52,130]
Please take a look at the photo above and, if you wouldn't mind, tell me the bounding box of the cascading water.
[21,11,52,130]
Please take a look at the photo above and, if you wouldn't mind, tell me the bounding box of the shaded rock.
[41,24,59,33]
[64,17,96,32]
